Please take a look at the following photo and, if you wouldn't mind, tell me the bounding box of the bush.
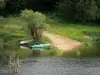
[20,9,46,43]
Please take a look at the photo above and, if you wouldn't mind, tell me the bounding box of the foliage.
[0,0,60,16]
[20,9,46,43]
[0,0,5,9]
[57,0,100,22]
[1,0,26,14]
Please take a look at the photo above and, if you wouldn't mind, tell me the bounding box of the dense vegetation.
[0,0,59,16]
[21,9,46,43]
[57,0,100,22]
[0,0,100,23]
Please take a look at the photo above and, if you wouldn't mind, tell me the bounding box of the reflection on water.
[1,57,100,75]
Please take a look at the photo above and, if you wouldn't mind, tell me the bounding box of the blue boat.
[31,43,51,51]
[31,47,44,51]
[31,43,51,48]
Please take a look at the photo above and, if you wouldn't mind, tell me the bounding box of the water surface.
[0,57,100,75]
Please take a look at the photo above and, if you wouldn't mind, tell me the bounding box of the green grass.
[0,14,100,58]
[0,16,31,59]
[44,14,100,57]
[45,14,100,42]
[0,16,59,59]
[63,44,100,57]
[41,47,63,57]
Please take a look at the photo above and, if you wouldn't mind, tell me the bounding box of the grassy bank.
[45,14,100,42]
[0,16,32,59]
[45,14,100,57]
[0,14,100,59]
[0,16,61,62]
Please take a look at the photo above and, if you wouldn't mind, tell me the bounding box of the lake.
[0,57,100,75]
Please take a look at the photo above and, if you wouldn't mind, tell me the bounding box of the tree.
[0,0,5,9]
[0,0,60,16]
[95,0,100,22]
[56,0,74,19]
[76,0,98,21]
[5,0,26,12]
[20,9,46,43]
[25,0,60,10]
[56,0,99,22]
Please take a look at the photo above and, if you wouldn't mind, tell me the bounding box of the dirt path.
[43,31,82,52]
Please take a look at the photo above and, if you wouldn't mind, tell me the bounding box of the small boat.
[31,43,51,51]
[20,40,32,45]
[31,44,51,48]
[20,41,50,51]
[31,47,44,51]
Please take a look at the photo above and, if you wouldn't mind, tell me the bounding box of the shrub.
[20,9,46,43]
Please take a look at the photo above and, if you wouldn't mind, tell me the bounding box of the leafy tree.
[20,9,46,43]
[56,0,74,19]
[0,0,60,16]
[0,0,5,9]
[95,0,100,22]
[25,0,60,10]
[76,0,98,21]
[5,0,26,12]
[57,0,99,22]
[0,0,6,16]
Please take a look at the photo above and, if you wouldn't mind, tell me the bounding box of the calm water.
[1,57,100,75]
